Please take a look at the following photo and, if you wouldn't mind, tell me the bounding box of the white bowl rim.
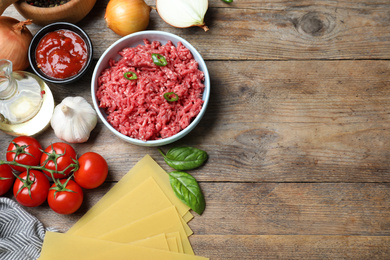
[91,30,210,146]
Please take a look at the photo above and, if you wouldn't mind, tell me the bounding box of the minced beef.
[96,39,205,141]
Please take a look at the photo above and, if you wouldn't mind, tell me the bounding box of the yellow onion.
[0,17,32,71]
[105,0,151,37]
[156,0,209,31]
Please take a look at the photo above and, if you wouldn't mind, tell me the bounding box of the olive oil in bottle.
[0,59,54,136]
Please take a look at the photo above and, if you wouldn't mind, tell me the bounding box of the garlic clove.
[156,0,209,31]
[51,96,97,143]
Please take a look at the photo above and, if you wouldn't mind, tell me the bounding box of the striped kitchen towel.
[0,197,47,260]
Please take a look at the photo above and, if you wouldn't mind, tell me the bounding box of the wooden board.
[2,0,390,259]
[190,235,390,259]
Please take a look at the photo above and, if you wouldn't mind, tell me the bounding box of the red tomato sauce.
[36,29,88,79]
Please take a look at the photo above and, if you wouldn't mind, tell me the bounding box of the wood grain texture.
[1,1,390,259]
[12,182,390,259]
[1,60,388,183]
[197,59,390,182]
[190,235,390,260]
[189,183,390,236]
[15,182,390,235]
[4,0,390,60]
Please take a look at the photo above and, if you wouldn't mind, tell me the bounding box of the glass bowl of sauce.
[28,22,93,84]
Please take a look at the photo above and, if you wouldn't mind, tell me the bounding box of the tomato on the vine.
[40,142,77,179]
[13,170,50,207]
[0,164,14,196]
[48,179,83,215]
[6,136,42,172]
[74,152,108,189]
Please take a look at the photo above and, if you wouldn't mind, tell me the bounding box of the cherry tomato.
[74,152,108,189]
[6,136,42,172]
[0,164,15,196]
[40,142,77,179]
[13,170,50,207]
[48,179,83,215]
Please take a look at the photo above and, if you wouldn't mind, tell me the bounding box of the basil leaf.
[159,147,208,170]
[168,171,205,215]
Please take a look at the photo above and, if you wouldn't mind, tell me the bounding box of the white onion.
[156,0,209,31]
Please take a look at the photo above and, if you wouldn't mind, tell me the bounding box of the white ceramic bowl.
[91,31,210,147]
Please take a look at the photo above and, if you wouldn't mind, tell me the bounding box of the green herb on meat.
[168,170,206,215]
[158,147,208,171]
[163,92,179,102]
[151,53,167,66]
[124,71,137,80]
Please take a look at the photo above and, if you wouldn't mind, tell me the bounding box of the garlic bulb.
[51,96,97,143]
[156,0,209,31]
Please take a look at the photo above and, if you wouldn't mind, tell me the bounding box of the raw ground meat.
[96,39,205,141]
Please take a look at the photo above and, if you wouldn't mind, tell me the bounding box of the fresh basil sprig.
[168,171,206,215]
[159,146,208,215]
[158,147,208,171]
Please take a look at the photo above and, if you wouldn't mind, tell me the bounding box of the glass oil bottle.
[0,59,54,136]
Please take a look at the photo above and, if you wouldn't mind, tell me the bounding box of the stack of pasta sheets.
[38,155,208,260]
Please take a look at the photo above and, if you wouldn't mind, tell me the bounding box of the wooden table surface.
[3,1,390,259]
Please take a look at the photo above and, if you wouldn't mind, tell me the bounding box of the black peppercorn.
[26,0,70,7]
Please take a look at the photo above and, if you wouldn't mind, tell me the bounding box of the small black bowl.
[28,22,93,84]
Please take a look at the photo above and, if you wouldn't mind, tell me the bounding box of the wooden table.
[3,1,390,259]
